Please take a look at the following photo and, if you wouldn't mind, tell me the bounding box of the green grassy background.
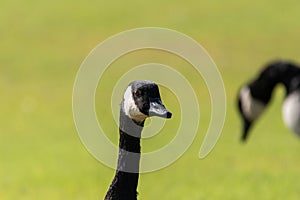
[1,0,300,199]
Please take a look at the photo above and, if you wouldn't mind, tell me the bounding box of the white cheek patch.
[123,86,147,122]
[240,86,266,121]
[282,90,300,137]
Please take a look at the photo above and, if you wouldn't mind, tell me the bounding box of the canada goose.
[104,80,172,200]
[237,60,300,141]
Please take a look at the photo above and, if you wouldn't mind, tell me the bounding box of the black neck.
[249,61,300,103]
[105,111,144,200]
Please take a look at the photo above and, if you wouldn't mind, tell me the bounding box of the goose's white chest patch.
[123,86,147,121]
[240,86,266,121]
[282,90,300,137]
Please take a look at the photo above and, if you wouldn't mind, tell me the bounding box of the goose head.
[237,85,268,142]
[121,80,172,123]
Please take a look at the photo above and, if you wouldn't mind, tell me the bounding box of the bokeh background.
[1,0,300,199]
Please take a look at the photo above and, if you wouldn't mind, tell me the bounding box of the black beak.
[149,98,172,119]
[241,119,252,142]
[237,94,252,142]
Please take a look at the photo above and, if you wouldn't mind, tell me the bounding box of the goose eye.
[135,90,143,97]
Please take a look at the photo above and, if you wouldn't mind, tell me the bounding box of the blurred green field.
[1,0,300,199]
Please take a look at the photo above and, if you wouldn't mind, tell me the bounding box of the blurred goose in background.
[237,60,300,141]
